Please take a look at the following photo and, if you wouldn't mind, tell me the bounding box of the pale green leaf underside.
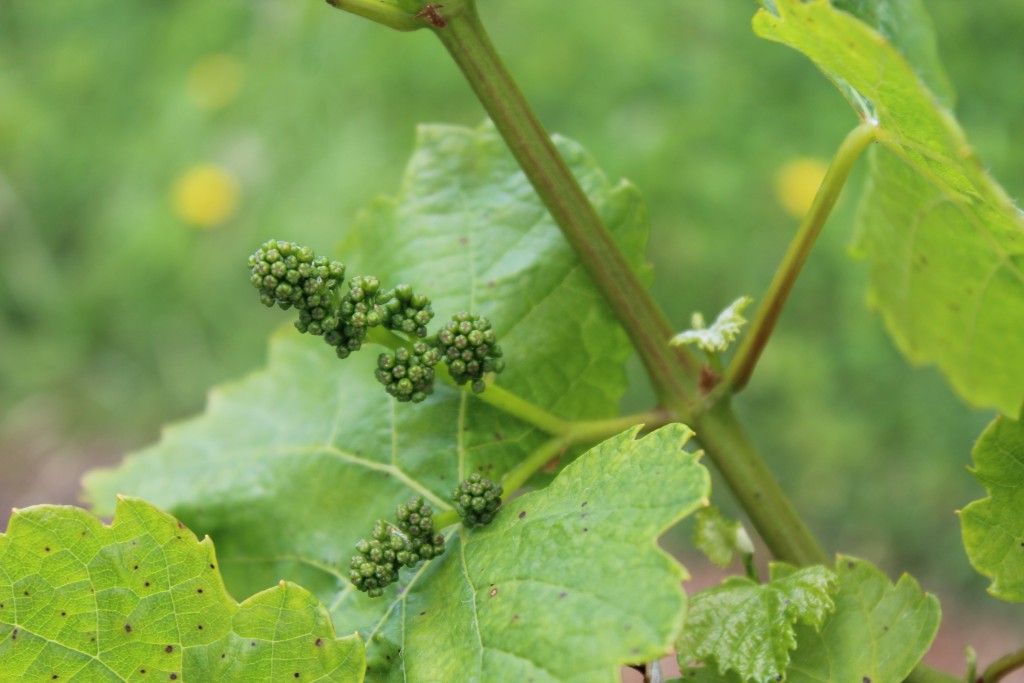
[755,0,1024,414]
[829,0,954,105]
[961,415,1024,602]
[0,497,363,682]
[676,556,939,683]
[83,123,652,679]
[676,563,836,682]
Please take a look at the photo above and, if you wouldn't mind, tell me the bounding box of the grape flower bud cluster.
[249,240,505,401]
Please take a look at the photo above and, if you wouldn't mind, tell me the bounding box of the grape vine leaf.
[387,425,709,682]
[829,0,954,105]
[0,497,364,682]
[83,122,663,680]
[674,556,940,683]
[676,563,837,682]
[754,0,1024,415]
[961,414,1024,602]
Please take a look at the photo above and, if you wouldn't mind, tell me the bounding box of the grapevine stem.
[726,122,877,392]
[431,0,701,407]
[323,0,422,31]
[981,647,1024,683]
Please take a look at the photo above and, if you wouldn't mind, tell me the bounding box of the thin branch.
[982,647,1024,683]
[727,121,877,392]
[323,0,423,32]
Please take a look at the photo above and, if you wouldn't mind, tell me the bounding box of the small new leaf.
[677,556,940,683]
[0,497,364,682]
[672,296,753,353]
[961,414,1024,602]
[692,506,753,568]
[676,563,837,682]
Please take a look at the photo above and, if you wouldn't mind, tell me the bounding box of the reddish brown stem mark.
[415,3,447,28]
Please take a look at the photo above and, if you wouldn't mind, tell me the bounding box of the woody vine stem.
[325,2,967,681]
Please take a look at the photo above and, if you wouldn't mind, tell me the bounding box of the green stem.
[727,122,877,392]
[500,436,573,495]
[692,401,827,566]
[431,0,701,407]
[324,0,423,31]
[433,508,460,529]
[981,647,1024,683]
[370,327,670,438]
[566,409,673,442]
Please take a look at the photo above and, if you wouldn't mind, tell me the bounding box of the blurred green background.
[1,0,1022,640]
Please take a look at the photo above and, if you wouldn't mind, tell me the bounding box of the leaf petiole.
[323,0,423,32]
[726,121,878,393]
[981,647,1024,683]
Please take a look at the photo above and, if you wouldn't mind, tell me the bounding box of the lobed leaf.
[676,563,837,682]
[675,556,940,683]
[382,425,708,682]
[83,122,655,679]
[0,497,364,682]
[754,0,1024,415]
[961,414,1024,602]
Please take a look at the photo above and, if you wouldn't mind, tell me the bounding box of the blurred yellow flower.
[171,164,240,228]
[773,157,828,218]
[186,54,245,111]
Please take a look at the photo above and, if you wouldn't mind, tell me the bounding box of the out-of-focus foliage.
[1,0,1023,597]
